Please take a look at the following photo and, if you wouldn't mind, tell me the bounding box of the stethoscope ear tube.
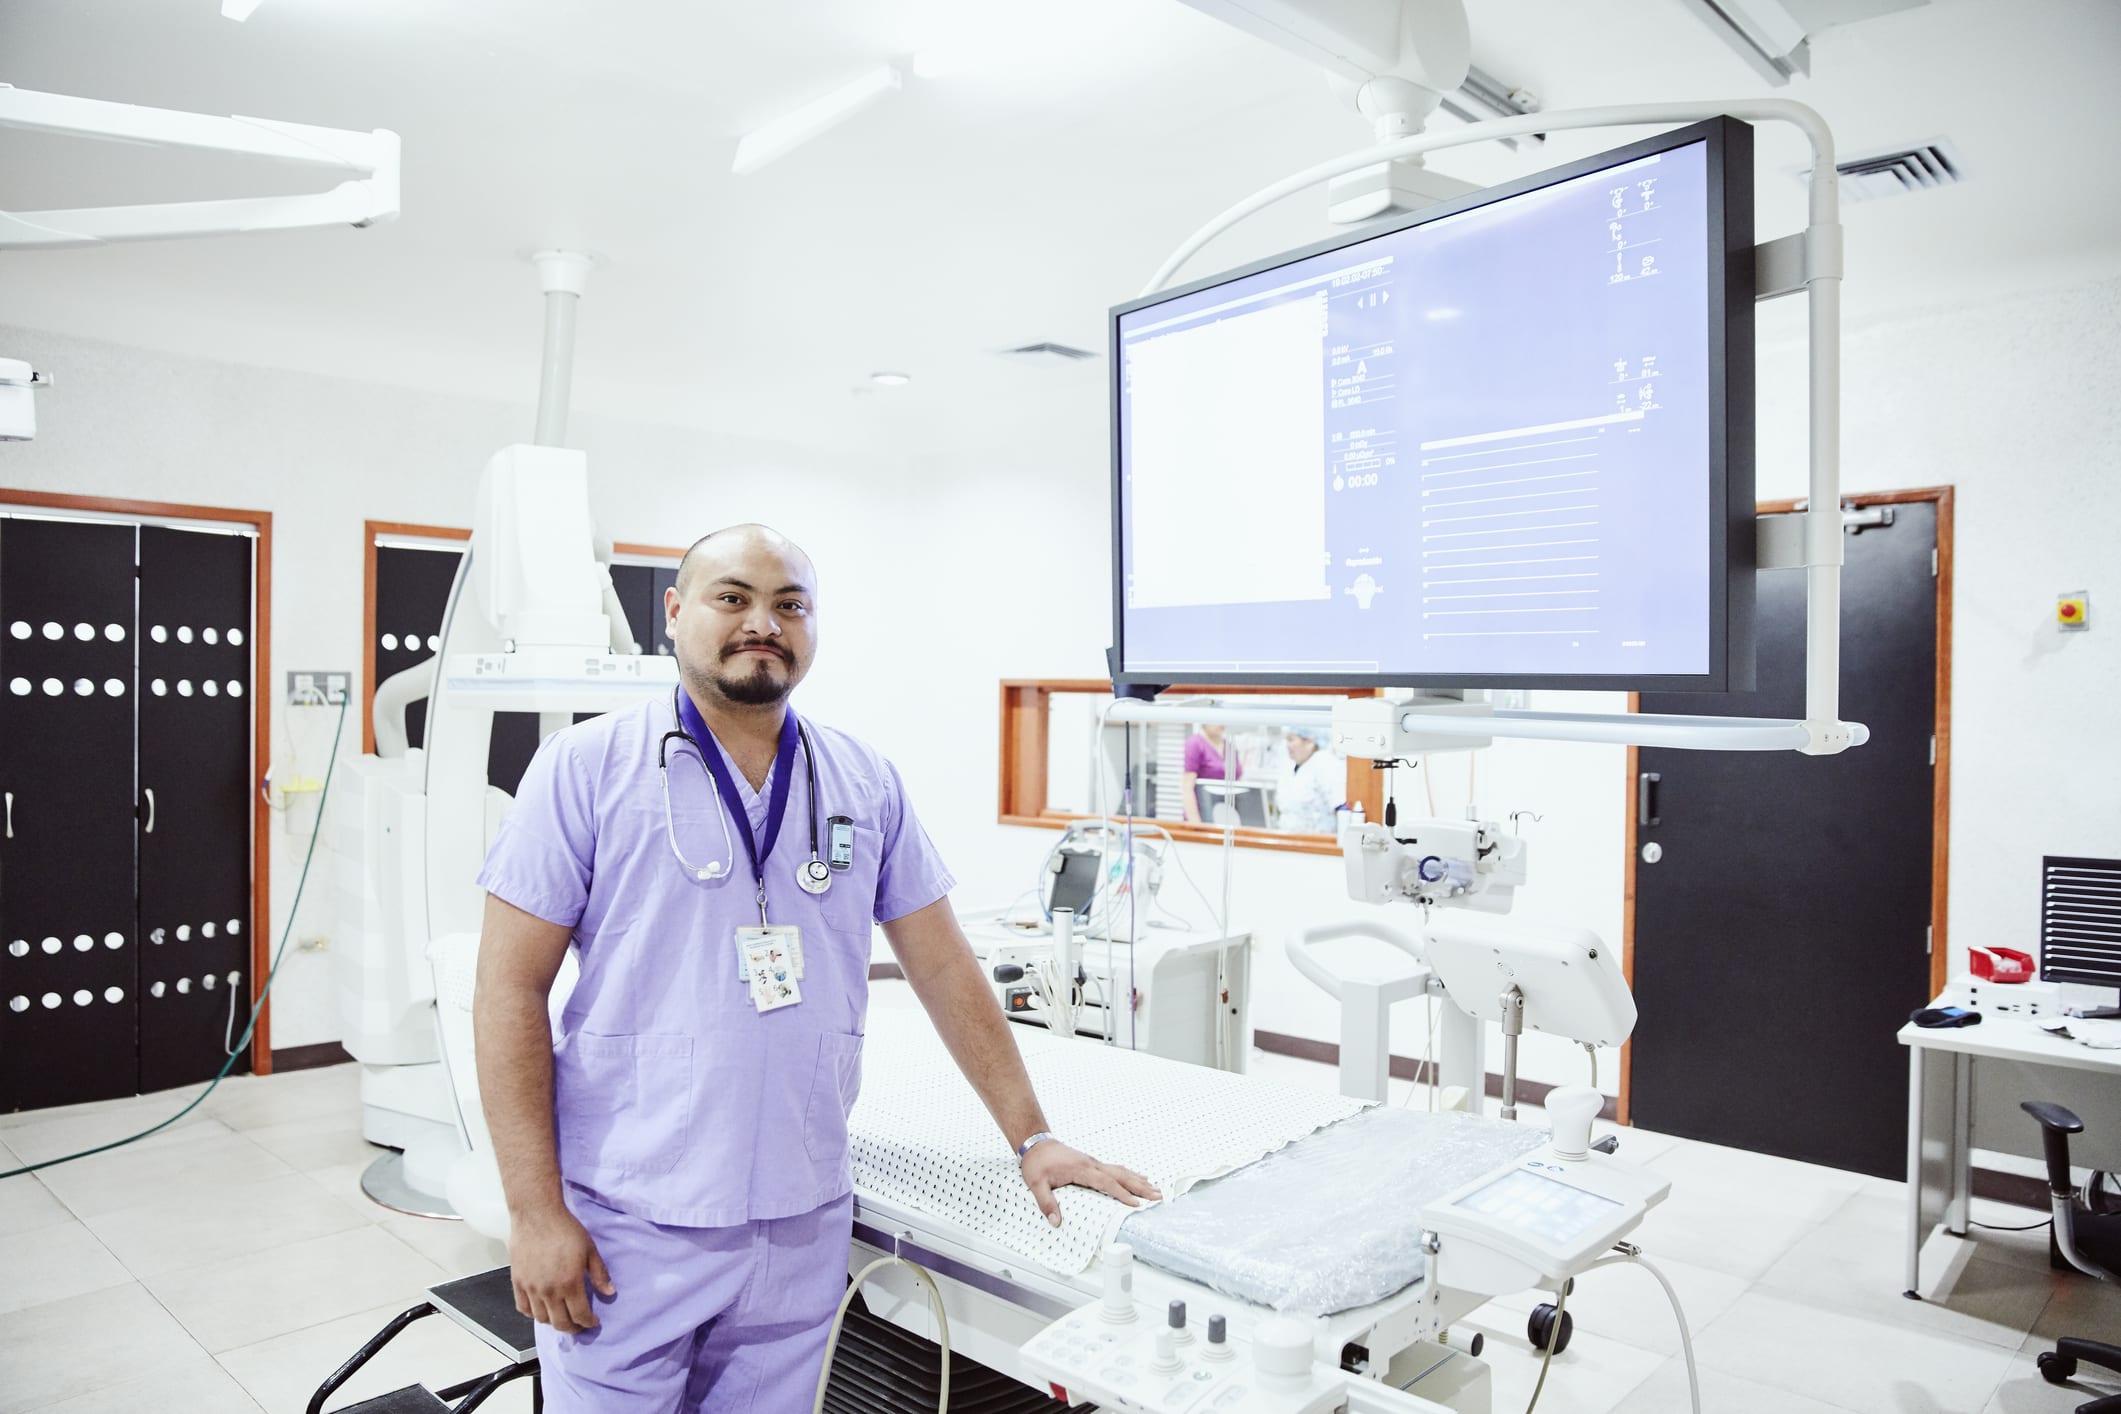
[664,690,831,892]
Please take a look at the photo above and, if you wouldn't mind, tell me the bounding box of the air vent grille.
[1831,139,1966,204]
[1003,341,1097,362]
[2041,855,2121,988]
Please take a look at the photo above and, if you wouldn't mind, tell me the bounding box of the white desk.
[1899,992,2121,1295]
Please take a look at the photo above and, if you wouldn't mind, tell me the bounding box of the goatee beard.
[709,657,791,706]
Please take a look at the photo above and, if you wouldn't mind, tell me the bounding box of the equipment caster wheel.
[1528,1303,1574,1356]
[2038,1350,2076,1385]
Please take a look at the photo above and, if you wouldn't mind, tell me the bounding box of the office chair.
[2022,1101,2121,1413]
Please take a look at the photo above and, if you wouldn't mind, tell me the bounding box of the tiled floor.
[0,995,2114,1414]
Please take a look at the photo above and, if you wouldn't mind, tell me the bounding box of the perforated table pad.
[849,1008,1367,1276]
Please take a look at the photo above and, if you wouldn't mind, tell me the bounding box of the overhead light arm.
[0,85,400,249]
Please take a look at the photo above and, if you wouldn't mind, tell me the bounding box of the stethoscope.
[657,690,833,896]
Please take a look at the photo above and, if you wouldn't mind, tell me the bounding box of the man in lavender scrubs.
[473,524,1157,1411]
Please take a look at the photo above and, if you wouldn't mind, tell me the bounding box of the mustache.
[721,640,789,662]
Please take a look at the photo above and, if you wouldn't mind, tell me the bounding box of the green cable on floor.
[1,690,350,1181]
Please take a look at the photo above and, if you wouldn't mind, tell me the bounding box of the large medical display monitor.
[1112,118,1755,690]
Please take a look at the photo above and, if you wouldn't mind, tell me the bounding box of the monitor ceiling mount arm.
[1135,1,1850,757]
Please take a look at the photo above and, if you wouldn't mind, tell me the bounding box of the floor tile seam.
[0,1205,90,1243]
[78,1165,364,1242]
[48,1279,228,1408]
[373,1212,480,1279]
[1648,1268,1759,1348]
[4,1209,135,1291]
[134,1219,446,1331]
[7,1115,250,1185]
[39,1127,298,1226]
[296,1164,391,1221]
[1748,1262,2053,1348]
[1687,1299,2026,1403]
[0,1105,231,1154]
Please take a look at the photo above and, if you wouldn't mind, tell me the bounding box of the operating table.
[843,1006,1535,1412]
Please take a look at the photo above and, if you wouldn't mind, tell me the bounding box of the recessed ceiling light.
[870,371,912,386]
[221,0,266,19]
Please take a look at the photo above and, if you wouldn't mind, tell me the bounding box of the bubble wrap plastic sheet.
[1117,1107,1551,1315]
[849,1007,1366,1277]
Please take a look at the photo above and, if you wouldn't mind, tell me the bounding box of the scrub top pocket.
[556,1032,695,1176]
[802,1030,865,1164]
[820,824,886,937]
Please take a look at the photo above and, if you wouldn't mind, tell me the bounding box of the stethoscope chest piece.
[797,858,832,895]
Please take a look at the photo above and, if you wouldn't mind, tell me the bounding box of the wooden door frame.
[361,522,467,757]
[360,521,686,754]
[1618,485,1955,1125]
[1,490,276,1077]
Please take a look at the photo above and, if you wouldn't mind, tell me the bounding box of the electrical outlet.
[287,670,350,705]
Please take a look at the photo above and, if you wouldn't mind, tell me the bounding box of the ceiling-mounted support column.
[531,250,594,448]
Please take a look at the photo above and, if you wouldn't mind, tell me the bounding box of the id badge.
[742,934,802,1013]
[736,925,804,983]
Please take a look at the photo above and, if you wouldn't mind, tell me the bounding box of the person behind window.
[1181,722,1238,824]
[1275,727,1341,834]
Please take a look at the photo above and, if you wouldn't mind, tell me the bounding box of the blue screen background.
[1117,141,1715,680]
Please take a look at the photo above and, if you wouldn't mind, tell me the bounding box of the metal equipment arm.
[1134,98,1851,756]
[0,85,401,248]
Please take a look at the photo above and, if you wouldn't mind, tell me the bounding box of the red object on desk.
[1970,945,2035,983]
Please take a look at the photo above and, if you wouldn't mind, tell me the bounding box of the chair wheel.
[2038,1350,2077,1385]
[1528,1303,1574,1356]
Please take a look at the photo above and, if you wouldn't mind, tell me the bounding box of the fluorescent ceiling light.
[732,65,903,176]
[869,371,911,386]
[221,0,266,20]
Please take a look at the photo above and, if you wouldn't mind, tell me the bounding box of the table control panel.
[1022,1251,1451,1414]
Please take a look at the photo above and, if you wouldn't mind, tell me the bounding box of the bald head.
[674,523,815,597]
[665,523,819,710]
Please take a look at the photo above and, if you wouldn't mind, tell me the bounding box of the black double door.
[1628,499,1941,1178]
[372,544,673,794]
[0,516,255,1111]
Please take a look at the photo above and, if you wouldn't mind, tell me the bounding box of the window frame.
[996,678,1387,857]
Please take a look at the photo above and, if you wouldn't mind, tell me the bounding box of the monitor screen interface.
[1455,1167,1624,1247]
[1115,130,1737,685]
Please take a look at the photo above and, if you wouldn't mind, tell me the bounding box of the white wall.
[0,322,1111,1049]
[4,270,2115,1098]
[1755,277,2121,974]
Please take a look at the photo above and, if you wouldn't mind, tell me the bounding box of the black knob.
[1168,1299,1187,1329]
[992,963,1024,983]
[1207,1315,1227,1345]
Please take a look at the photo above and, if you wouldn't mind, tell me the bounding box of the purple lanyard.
[676,690,799,924]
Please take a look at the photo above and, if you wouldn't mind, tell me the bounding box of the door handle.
[1637,772,1661,828]
[3,791,11,839]
[143,787,156,834]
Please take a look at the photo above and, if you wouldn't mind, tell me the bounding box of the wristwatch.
[1016,1131,1058,1161]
